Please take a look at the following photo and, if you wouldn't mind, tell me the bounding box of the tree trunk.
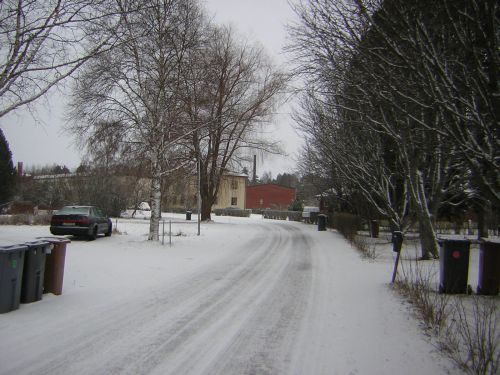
[476,203,489,240]
[199,171,212,221]
[417,212,439,259]
[148,157,162,241]
[201,198,212,221]
[409,167,439,259]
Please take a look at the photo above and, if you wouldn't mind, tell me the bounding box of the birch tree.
[69,0,205,240]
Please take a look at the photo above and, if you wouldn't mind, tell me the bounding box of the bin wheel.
[88,226,98,241]
[105,223,112,237]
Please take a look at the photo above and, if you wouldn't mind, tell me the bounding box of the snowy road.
[0,219,453,374]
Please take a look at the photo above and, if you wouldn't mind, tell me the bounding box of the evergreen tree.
[0,129,16,204]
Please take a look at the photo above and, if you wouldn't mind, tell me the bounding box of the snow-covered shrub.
[395,258,451,331]
[440,297,499,375]
[352,235,378,260]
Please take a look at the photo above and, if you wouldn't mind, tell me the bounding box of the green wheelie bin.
[0,244,27,313]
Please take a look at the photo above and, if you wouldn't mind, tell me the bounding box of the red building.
[246,184,296,210]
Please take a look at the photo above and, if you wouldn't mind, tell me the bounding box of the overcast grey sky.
[0,0,301,177]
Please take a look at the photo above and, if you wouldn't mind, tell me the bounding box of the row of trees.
[15,166,147,218]
[289,0,499,259]
[0,0,287,240]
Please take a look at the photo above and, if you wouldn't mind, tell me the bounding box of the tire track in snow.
[13,222,308,375]
[122,223,313,375]
[138,223,314,375]
[199,223,314,375]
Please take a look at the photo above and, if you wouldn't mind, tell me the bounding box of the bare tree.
[69,0,206,240]
[180,25,288,220]
[0,0,128,118]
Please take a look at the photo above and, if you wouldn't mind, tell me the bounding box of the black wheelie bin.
[20,240,52,304]
[477,240,500,295]
[438,239,470,294]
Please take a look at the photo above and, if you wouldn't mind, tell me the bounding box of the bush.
[0,214,51,225]
[262,210,302,221]
[213,208,251,217]
[441,297,499,375]
[352,235,378,260]
[331,212,363,241]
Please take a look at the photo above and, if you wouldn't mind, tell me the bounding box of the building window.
[231,197,237,206]
[231,179,238,190]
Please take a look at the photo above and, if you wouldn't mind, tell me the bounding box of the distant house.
[164,172,247,211]
[246,184,296,210]
[212,172,247,209]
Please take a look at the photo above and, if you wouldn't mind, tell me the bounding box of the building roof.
[246,183,295,191]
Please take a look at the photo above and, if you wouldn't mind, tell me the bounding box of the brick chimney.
[252,155,257,184]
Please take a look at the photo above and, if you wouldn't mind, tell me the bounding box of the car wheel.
[105,223,112,237]
[88,226,98,241]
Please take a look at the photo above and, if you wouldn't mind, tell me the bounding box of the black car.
[50,206,112,240]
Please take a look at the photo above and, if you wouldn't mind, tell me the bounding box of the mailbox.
[392,231,403,253]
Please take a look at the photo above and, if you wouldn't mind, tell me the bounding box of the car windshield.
[57,206,90,215]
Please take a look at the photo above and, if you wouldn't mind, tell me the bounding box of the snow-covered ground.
[0,214,466,374]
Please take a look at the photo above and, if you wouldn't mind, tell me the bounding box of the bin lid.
[36,236,71,244]
[23,240,53,252]
[0,244,28,253]
[437,237,471,245]
[24,240,51,247]
[480,238,500,244]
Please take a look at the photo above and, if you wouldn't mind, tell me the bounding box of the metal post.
[197,158,201,236]
[391,252,401,283]
[169,220,172,246]
[162,220,165,245]
[391,231,403,283]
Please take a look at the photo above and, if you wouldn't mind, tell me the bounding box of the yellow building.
[212,172,247,209]
[164,172,247,212]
